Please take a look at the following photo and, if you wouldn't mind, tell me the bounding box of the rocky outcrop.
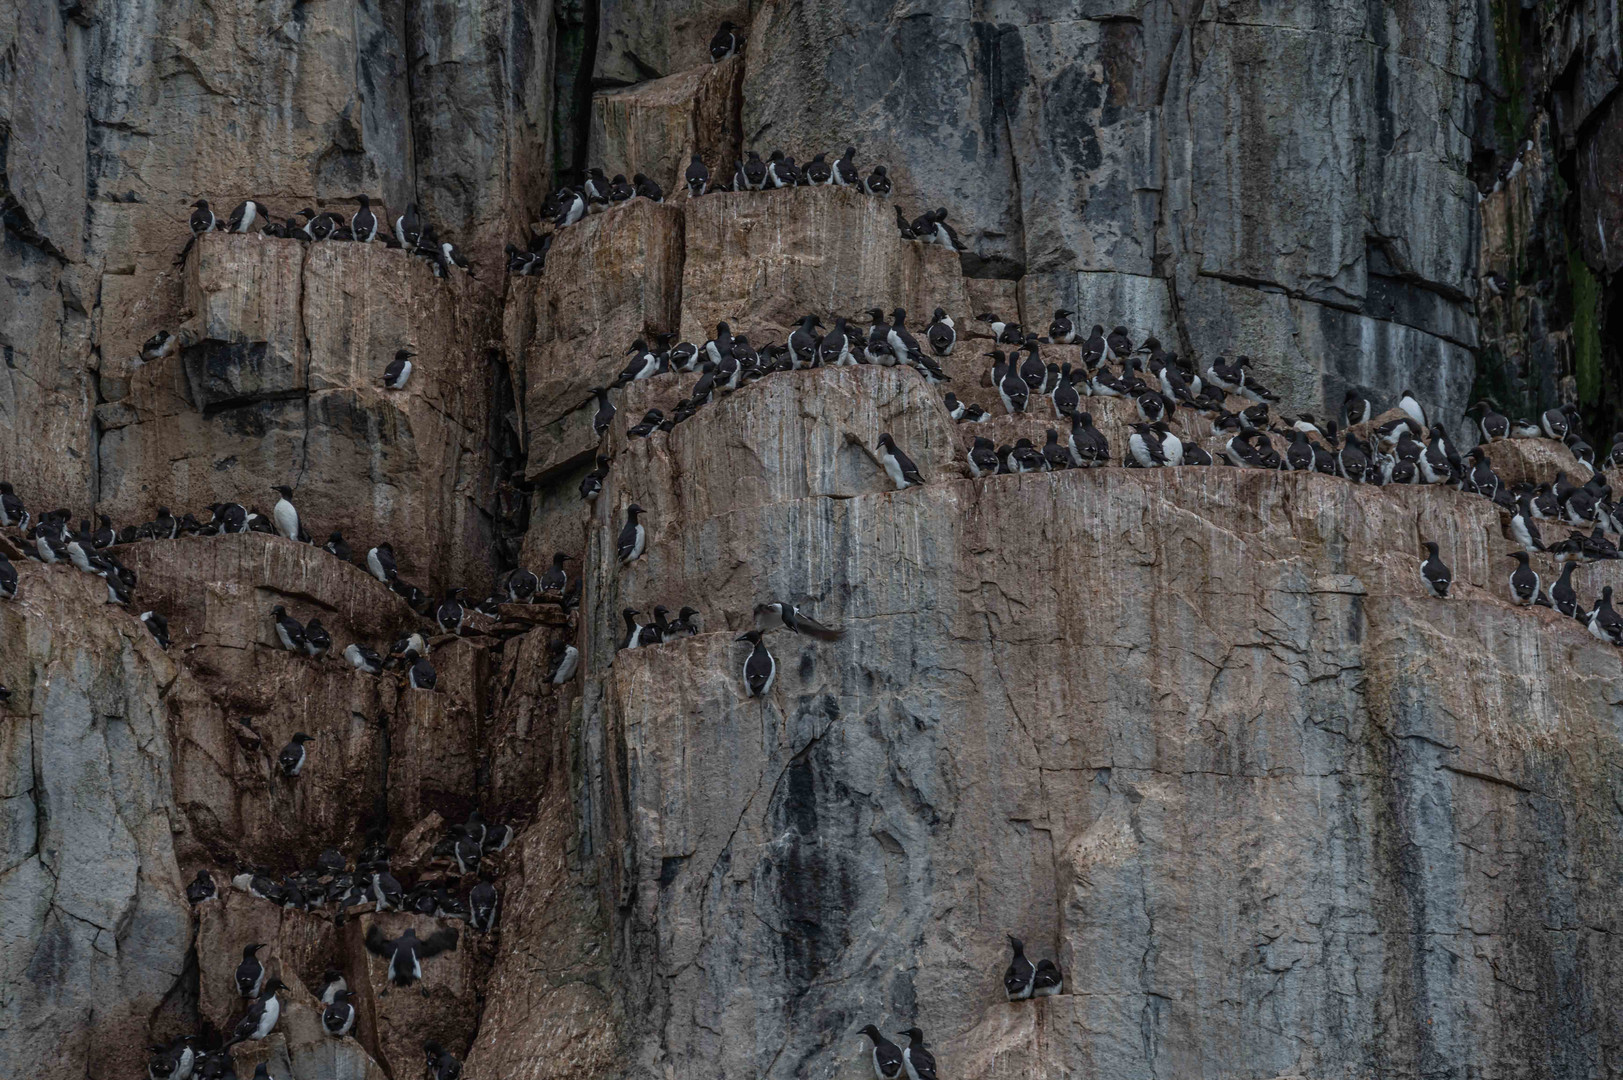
[0,562,190,1080]
[10,2,1623,1080]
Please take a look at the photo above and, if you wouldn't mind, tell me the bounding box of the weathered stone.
[594,0,750,84]
[0,560,190,1080]
[99,233,502,593]
[679,186,968,346]
[519,200,685,481]
[590,57,744,197]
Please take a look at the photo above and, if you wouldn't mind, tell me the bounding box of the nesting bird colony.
[3,15,1618,1080]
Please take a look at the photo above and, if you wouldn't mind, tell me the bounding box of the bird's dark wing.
[363,925,392,957]
[418,927,459,958]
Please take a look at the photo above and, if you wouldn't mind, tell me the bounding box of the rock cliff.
[4,2,1623,1080]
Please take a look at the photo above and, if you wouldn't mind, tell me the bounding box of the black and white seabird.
[1032,958,1063,996]
[859,1026,904,1080]
[0,482,24,527]
[753,601,845,640]
[271,606,306,653]
[1588,587,1623,645]
[186,869,217,905]
[423,1042,462,1080]
[407,650,437,691]
[615,339,661,386]
[862,165,892,196]
[548,638,580,683]
[832,146,859,186]
[364,925,458,992]
[345,643,383,675]
[1048,308,1076,344]
[588,386,617,439]
[321,990,356,1037]
[1004,935,1036,1000]
[349,193,379,242]
[223,200,264,234]
[788,314,824,368]
[227,978,286,1046]
[620,608,647,650]
[383,349,415,389]
[366,542,397,583]
[270,486,300,541]
[1396,388,1427,429]
[0,553,16,601]
[1420,542,1451,598]
[1551,562,1581,618]
[278,732,315,777]
[468,872,500,931]
[234,943,268,998]
[875,433,924,489]
[303,619,331,657]
[898,1029,938,1080]
[685,154,710,197]
[1507,551,1540,605]
[394,203,422,248]
[819,318,854,366]
[736,630,776,696]
[967,436,999,477]
[993,351,1030,414]
[617,504,647,564]
[709,20,741,61]
[140,609,171,649]
[189,199,218,235]
[436,587,467,635]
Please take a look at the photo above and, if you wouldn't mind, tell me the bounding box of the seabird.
[548,638,580,683]
[620,608,647,650]
[1541,404,1576,441]
[1588,586,1623,645]
[1471,399,1509,442]
[271,606,306,653]
[0,482,24,526]
[788,314,824,368]
[269,486,300,541]
[1004,935,1036,1000]
[741,151,768,190]
[1507,551,1540,605]
[321,990,357,1037]
[736,630,776,696]
[234,944,267,997]
[859,1027,904,1079]
[423,1042,462,1080]
[832,146,859,186]
[1032,958,1063,995]
[898,1028,938,1080]
[1396,388,1427,428]
[383,349,415,389]
[227,978,286,1046]
[862,165,892,196]
[993,351,1029,413]
[819,318,854,366]
[887,308,923,364]
[753,601,845,640]
[1419,542,1451,598]
[633,173,664,202]
[189,199,218,235]
[394,203,422,248]
[617,504,648,563]
[366,542,397,583]
[407,650,436,690]
[875,433,924,489]
[364,925,458,992]
[468,872,500,931]
[278,732,315,777]
[709,20,740,61]
[303,618,331,657]
[1551,561,1581,618]
[139,610,170,649]
[186,869,217,905]
[967,436,1000,477]
[685,155,710,196]
[436,587,467,634]
[345,643,383,674]
[676,607,702,634]
[580,454,611,502]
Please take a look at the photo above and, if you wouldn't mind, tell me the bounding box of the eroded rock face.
[99,233,503,594]
[0,564,190,1080]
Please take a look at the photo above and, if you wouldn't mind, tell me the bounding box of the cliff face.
[5,2,1623,1080]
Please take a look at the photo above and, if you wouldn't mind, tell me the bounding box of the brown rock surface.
[98,234,503,594]
[590,57,745,197]
[679,186,968,346]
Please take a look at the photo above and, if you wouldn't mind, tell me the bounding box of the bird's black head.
[859,1024,884,1041]
[1508,551,1529,562]
[396,348,415,359]
[628,339,647,353]
[273,485,293,498]
[262,977,287,995]
[736,630,762,644]
[1008,933,1025,951]
[1423,541,1439,555]
[292,732,314,743]
[891,307,907,322]
[898,1027,924,1042]
[877,432,895,448]
[355,194,370,206]
[191,199,209,209]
